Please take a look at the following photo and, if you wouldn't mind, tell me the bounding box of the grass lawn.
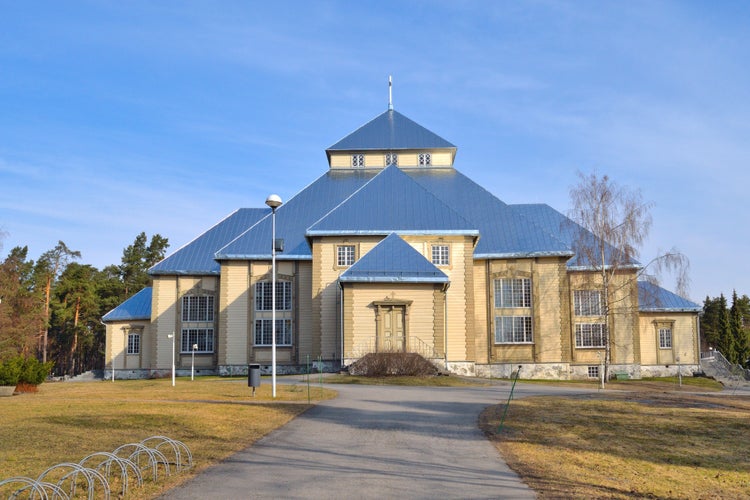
[481,383,750,499]
[0,377,336,499]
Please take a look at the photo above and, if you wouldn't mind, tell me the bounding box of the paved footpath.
[161,381,587,499]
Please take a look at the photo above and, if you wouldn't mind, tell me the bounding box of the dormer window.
[418,153,431,166]
[385,152,398,166]
[352,154,365,168]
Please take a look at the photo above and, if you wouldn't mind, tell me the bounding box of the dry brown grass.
[481,389,750,499]
[0,377,335,498]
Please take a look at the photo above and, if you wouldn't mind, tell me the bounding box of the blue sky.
[1,1,748,302]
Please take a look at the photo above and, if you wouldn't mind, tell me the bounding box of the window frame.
[659,327,673,349]
[254,319,293,346]
[181,295,215,322]
[431,244,450,266]
[255,280,292,311]
[337,245,356,267]
[180,328,215,353]
[126,332,140,355]
[575,323,608,348]
[494,278,532,308]
[418,152,431,166]
[574,290,603,316]
[494,315,533,344]
[351,154,364,168]
[385,152,398,166]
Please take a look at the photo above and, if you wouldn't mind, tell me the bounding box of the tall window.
[337,245,355,267]
[255,281,292,311]
[182,295,214,322]
[127,332,140,355]
[575,323,607,348]
[254,279,294,347]
[495,316,533,343]
[494,278,532,308]
[181,328,214,352]
[254,319,293,346]
[431,244,449,266]
[574,290,603,316]
[385,152,398,166]
[493,277,533,344]
[352,154,364,167]
[181,294,215,353]
[659,327,672,349]
[418,152,431,166]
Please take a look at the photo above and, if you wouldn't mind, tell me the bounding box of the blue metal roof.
[326,109,456,153]
[150,208,267,275]
[340,233,449,283]
[406,170,573,258]
[307,165,478,237]
[638,281,701,312]
[216,169,378,260]
[509,204,639,268]
[102,287,152,322]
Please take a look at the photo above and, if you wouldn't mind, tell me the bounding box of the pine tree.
[730,291,750,367]
[715,294,735,362]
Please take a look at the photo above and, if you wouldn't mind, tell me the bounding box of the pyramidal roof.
[307,165,478,236]
[326,109,456,155]
[340,233,449,283]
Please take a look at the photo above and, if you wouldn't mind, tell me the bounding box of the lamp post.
[265,194,283,398]
[167,332,175,387]
[191,343,198,381]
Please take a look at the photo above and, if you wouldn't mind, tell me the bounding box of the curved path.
[162,381,593,499]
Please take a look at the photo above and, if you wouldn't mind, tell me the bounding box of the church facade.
[103,106,701,380]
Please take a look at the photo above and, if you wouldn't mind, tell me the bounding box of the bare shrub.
[348,352,438,377]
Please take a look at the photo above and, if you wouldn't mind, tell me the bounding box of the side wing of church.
[103,106,701,380]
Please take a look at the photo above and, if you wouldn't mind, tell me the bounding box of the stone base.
[0,385,16,397]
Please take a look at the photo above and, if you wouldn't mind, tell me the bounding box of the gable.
[340,233,449,283]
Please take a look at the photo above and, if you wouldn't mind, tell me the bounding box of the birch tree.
[568,172,689,381]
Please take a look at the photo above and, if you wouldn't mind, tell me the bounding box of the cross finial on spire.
[388,75,393,111]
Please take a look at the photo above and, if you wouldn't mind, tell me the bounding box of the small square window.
[431,244,449,266]
[385,152,398,166]
[418,153,431,166]
[352,154,364,168]
[337,245,355,267]
[588,366,599,379]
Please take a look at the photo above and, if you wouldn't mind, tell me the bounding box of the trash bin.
[248,364,261,388]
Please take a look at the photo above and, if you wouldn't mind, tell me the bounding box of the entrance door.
[381,305,405,352]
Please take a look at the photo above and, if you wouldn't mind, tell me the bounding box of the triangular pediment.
[340,233,449,283]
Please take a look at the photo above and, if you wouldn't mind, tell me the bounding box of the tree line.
[701,291,750,368]
[0,232,168,377]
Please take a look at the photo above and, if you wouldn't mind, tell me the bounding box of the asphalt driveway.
[161,381,588,499]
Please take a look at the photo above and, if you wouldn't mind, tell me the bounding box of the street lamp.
[191,343,198,381]
[167,332,175,387]
[266,193,283,398]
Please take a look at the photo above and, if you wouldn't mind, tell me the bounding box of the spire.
[388,75,393,111]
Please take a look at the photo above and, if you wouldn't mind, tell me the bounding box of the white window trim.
[181,328,215,353]
[494,278,532,308]
[494,315,533,344]
[574,290,603,316]
[352,154,364,168]
[126,332,140,355]
[659,327,673,349]
[254,319,293,346]
[431,244,449,266]
[575,323,607,348]
[337,245,356,267]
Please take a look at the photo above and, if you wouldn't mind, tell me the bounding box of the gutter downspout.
[339,279,344,370]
